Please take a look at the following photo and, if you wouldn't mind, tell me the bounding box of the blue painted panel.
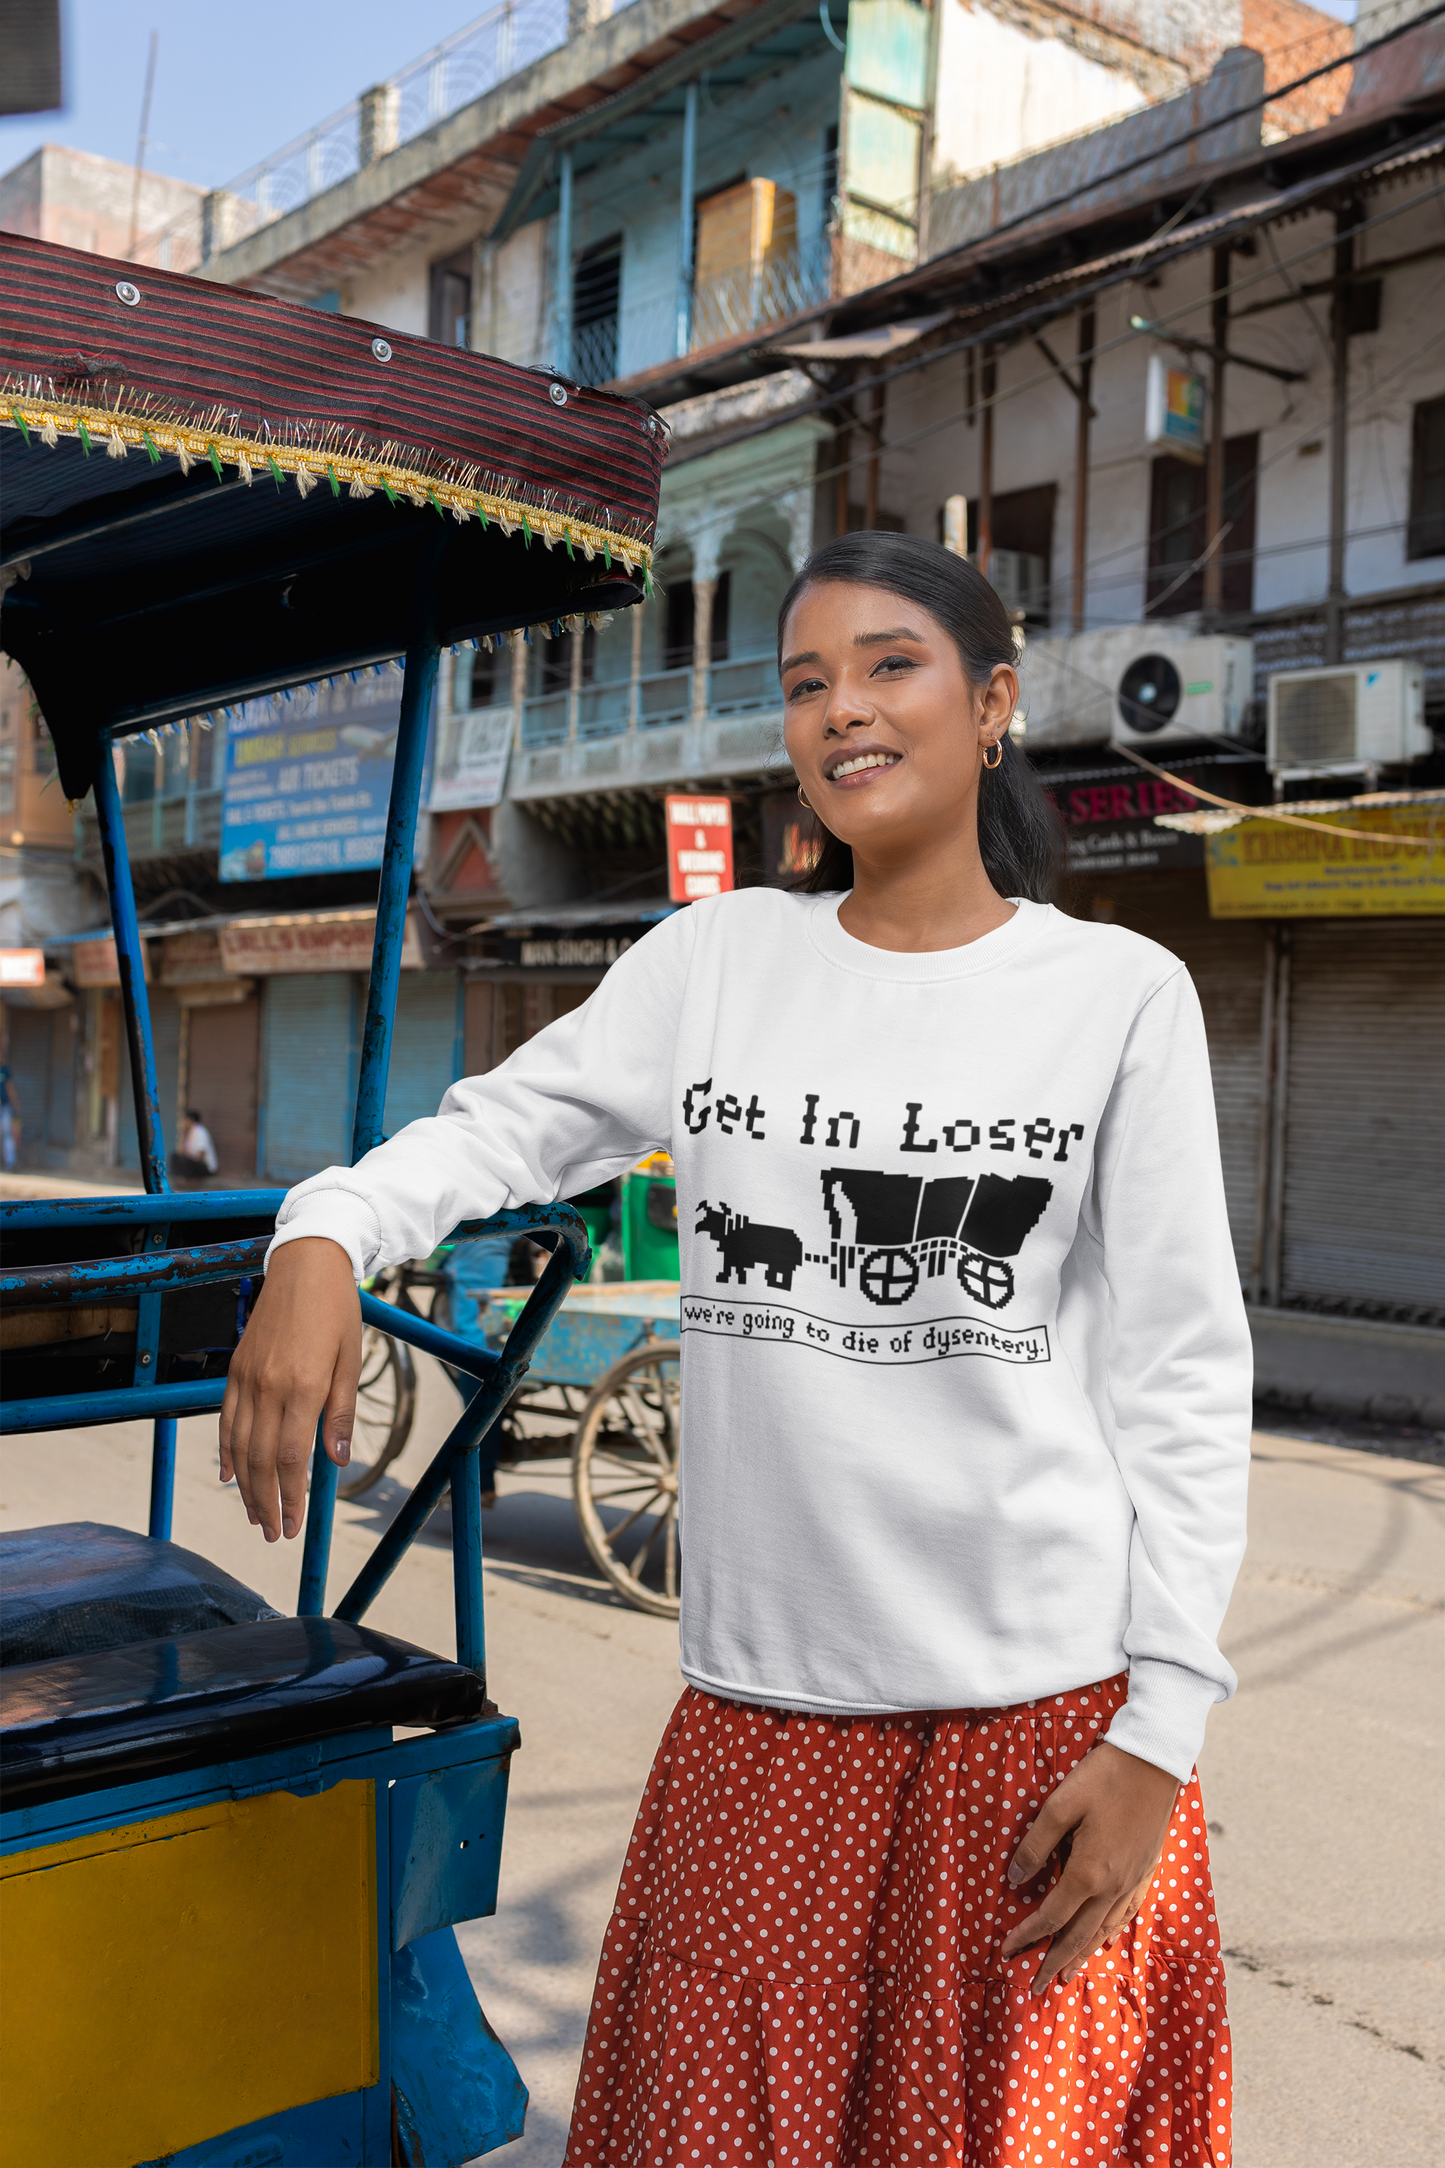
[137,2085,370,2168]
[392,1928,527,2166]
[390,1745,511,1950]
[1,1716,519,1854]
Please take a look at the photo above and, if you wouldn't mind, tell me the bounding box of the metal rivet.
[115,280,141,307]
[371,337,392,362]
[140,1351,153,1365]
[549,381,568,406]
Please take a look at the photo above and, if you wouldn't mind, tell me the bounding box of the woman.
[223,533,1249,2165]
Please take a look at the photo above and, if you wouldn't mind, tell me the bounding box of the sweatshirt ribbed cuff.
[265,1190,383,1283]
[1102,1658,1222,1783]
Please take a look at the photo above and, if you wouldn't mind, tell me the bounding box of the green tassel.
[565,533,575,560]
[643,565,654,597]
[327,464,340,499]
[381,478,397,505]
[521,512,532,549]
[142,429,161,465]
[477,504,489,529]
[9,404,31,445]
[603,541,611,570]
[267,454,284,491]
[77,420,92,456]
[208,444,223,481]
[428,488,444,518]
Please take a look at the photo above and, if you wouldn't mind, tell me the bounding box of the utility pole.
[1202,242,1230,620]
[1326,202,1360,664]
[126,31,159,260]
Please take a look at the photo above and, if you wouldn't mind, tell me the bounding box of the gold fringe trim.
[1,390,655,581]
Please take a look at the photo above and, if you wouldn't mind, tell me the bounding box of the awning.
[765,315,952,364]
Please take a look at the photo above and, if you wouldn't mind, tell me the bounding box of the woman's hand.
[1000,1740,1179,1994]
[218,1237,361,1542]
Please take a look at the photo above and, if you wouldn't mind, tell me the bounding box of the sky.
[0,0,514,190]
[0,0,1362,197]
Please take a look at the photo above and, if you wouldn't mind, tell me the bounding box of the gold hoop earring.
[797,785,811,809]
[982,739,1004,770]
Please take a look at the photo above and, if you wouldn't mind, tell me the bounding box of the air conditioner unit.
[1266,661,1429,780]
[1019,626,1254,749]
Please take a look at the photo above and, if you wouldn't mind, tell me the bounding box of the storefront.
[463,903,678,1075]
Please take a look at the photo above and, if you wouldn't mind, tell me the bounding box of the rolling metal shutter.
[45,1008,75,1148]
[186,998,261,1177]
[1091,881,1268,1282]
[4,1008,53,1157]
[260,974,355,1184]
[1280,920,1445,1321]
[117,988,180,1175]
[383,972,461,1136]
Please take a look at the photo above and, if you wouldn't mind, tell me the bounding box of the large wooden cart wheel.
[571,1341,681,1618]
[336,1324,417,1499]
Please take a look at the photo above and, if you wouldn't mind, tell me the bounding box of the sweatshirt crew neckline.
[807,894,1050,982]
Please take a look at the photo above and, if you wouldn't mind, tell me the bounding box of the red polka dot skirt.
[564,1674,1230,2166]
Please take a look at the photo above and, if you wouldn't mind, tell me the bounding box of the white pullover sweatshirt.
[272,892,1252,1781]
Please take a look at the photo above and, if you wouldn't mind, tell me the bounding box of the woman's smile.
[824,743,903,787]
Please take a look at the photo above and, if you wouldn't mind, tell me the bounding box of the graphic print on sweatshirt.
[679,1078,1088,1370]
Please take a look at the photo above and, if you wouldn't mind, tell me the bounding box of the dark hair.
[776,531,1060,903]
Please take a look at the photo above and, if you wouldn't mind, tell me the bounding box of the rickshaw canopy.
[0,232,663,801]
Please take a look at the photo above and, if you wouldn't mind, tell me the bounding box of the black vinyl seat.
[0,1522,281,1668]
[0,1615,487,1809]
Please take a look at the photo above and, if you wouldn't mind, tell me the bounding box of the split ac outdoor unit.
[1019,626,1255,750]
[1266,661,1429,779]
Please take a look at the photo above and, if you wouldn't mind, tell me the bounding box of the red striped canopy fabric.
[0,234,666,798]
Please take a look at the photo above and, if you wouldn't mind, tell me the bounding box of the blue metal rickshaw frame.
[0,229,663,2167]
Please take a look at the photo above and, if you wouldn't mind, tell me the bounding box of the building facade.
[4,0,1441,1422]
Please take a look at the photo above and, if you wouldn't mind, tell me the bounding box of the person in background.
[173,1107,219,1181]
[0,1062,19,1171]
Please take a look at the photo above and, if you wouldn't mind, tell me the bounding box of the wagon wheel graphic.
[859,1247,920,1306]
[958,1250,1015,1310]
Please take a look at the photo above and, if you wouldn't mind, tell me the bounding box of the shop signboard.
[1044,773,1206,876]
[220,669,410,882]
[218,908,425,976]
[0,950,45,988]
[1145,354,1206,462]
[429,709,513,812]
[72,938,149,987]
[1206,801,1445,917]
[666,795,735,901]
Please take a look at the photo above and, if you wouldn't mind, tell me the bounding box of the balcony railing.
[492,650,781,763]
[572,315,620,389]
[691,237,832,351]
[134,0,573,270]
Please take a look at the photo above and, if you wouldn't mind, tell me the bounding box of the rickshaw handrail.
[0,1190,288,1230]
[0,1237,273,1305]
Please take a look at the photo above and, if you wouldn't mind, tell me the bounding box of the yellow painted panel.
[1206,803,1445,917]
[0,1782,377,2168]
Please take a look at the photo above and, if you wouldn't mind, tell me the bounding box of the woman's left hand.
[999,1741,1180,1994]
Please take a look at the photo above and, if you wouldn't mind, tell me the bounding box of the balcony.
[454,648,786,805]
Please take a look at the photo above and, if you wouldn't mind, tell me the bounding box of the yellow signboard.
[1206,803,1445,918]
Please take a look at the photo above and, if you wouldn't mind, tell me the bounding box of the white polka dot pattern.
[564,1676,1231,2166]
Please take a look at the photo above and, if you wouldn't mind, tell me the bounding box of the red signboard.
[666,795,734,902]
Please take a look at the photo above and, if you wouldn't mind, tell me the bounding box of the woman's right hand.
[219,1236,362,1542]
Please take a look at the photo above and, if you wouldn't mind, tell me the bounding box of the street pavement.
[2,1350,1440,2166]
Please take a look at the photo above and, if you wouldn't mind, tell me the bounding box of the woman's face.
[779,580,1017,864]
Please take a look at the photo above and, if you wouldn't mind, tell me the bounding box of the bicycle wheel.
[571,1342,680,1617]
[336,1325,417,1499]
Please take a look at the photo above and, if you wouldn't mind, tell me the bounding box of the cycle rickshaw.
[0,231,662,2168]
